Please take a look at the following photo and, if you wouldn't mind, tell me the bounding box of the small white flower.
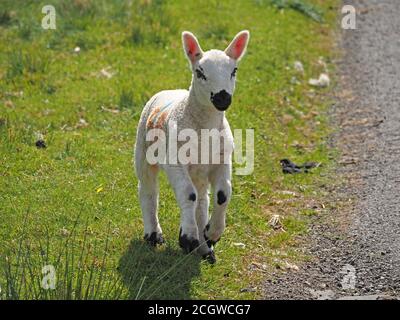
[309,73,330,88]
[233,242,246,249]
[294,61,304,73]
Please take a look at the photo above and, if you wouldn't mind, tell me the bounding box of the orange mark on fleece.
[146,107,170,130]
[149,164,159,174]
[146,107,160,127]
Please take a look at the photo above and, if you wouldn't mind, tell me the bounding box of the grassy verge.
[0,0,339,299]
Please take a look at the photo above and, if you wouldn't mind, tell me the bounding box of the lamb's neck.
[186,87,224,130]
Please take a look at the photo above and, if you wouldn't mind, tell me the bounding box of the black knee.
[189,192,196,201]
[217,190,227,205]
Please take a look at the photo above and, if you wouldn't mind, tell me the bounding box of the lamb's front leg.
[192,177,216,263]
[205,164,232,248]
[165,166,200,253]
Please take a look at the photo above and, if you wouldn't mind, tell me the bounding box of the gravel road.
[264,0,400,299]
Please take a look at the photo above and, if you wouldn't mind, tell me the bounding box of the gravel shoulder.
[264,0,400,300]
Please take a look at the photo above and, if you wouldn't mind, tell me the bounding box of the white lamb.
[134,30,250,263]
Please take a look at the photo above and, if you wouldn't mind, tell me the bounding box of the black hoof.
[204,224,220,248]
[202,251,216,264]
[179,228,200,254]
[144,232,165,247]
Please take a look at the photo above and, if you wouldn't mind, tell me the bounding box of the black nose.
[211,90,232,111]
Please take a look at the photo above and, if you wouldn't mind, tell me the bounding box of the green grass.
[0,0,339,299]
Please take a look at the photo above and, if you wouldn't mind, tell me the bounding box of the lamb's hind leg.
[136,149,164,246]
[138,165,164,246]
[134,106,164,246]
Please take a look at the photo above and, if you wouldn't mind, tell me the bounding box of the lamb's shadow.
[118,239,202,300]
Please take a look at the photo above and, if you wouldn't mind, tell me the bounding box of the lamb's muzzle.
[211,90,232,111]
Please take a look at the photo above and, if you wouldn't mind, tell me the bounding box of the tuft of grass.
[124,0,177,47]
[129,26,145,46]
[290,0,324,23]
[0,212,203,300]
[6,52,48,80]
[119,89,135,110]
[265,0,324,22]
[0,10,13,26]
[202,24,229,41]
[6,52,24,79]
[17,23,33,40]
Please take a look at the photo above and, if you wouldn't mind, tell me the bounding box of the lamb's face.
[182,31,249,112]
[192,50,237,111]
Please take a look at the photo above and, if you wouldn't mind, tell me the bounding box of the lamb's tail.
[134,95,159,178]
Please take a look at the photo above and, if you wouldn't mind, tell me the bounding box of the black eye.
[231,68,238,79]
[196,69,207,81]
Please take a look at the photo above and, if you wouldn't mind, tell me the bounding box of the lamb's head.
[182,30,250,111]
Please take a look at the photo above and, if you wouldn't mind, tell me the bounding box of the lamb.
[134,30,250,263]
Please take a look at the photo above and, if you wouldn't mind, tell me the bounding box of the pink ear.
[225,30,250,61]
[182,31,203,64]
